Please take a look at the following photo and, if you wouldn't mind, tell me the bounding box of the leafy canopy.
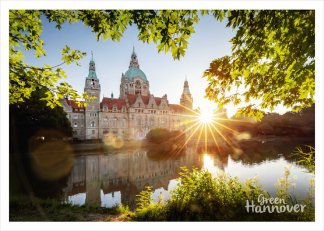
[204,10,315,119]
[9,10,199,108]
[10,10,314,119]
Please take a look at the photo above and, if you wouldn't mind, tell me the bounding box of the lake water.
[62,137,314,209]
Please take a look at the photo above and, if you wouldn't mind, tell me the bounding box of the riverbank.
[9,195,133,221]
[71,134,314,156]
[72,140,143,155]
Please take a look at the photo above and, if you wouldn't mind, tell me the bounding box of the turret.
[180,78,193,109]
[84,51,101,139]
[129,46,140,69]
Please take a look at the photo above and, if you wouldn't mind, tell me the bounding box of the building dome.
[125,66,148,82]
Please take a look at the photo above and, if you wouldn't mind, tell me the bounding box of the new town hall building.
[62,48,194,140]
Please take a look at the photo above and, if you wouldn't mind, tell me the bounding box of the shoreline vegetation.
[10,166,315,222]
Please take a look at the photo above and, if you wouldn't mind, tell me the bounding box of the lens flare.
[103,133,124,149]
[30,130,74,181]
[166,100,252,158]
[199,108,214,124]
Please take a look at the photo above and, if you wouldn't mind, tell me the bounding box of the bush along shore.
[10,166,314,222]
[134,167,314,221]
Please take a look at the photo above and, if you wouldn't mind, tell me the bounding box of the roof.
[66,95,184,112]
[101,97,126,110]
[126,94,162,106]
[169,104,184,113]
[87,69,97,79]
[125,67,147,82]
[66,99,85,109]
[87,57,98,79]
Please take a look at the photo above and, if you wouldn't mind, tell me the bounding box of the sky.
[22,13,235,112]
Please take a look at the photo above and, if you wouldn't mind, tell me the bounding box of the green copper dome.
[87,56,98,79]
[125,67,147,82]
[88,69,97,79]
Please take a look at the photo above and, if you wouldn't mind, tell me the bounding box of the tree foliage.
[204,10,315,119]
[10,10,315,119]
[9,10,199,108]
[10,86,72,155]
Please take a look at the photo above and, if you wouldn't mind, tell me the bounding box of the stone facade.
[62,48,194,140]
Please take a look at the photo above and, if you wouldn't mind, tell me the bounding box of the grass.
[9,195,134,221]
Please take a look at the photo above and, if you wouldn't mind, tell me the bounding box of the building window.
[113,106,117,112]
[92,130,95,135]
[91,121,95,127]
[74,115,78,119]
[135,80,141,95]
[150,117,155,126]
[113,118,117,127]
[74,122,78,127]
[136,118,141,126]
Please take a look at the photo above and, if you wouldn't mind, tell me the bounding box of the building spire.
[129,46,140,69]
[87,51,97,79]
[180,79,193,109]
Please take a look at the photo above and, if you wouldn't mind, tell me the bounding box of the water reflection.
[63,138,314,208]
[63,147,201,208]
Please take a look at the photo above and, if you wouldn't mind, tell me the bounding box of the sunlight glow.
[199,108,214,124]
[225,104,237,118]
[170,98,252,160]
[198,99,216,124]
[202,154,221,176]
[203,154,214,170]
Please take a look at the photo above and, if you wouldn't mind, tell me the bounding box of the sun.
[199,107,214,124]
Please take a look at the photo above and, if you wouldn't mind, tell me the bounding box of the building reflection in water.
[63,146,209,208]
[63,139,314,208]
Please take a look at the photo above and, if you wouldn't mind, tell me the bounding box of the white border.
[1,1,323,231]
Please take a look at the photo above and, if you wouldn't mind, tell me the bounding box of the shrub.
[134,167,315,221]
[292,145,315,174]
[146,128,185,144]
[146,128,170,143]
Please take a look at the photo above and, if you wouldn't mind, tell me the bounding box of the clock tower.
[84,52,101,139]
